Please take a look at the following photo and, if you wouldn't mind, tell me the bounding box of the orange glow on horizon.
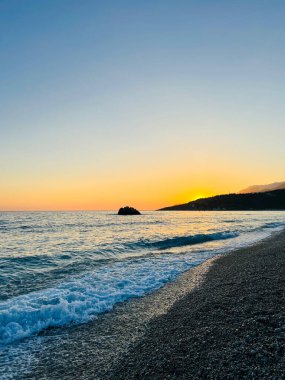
[0,184,217,211]
[0,166,282,211]
[188,191,214,202]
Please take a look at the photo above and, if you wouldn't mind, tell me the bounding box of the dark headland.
[107,230,285,379]
[159,189,285,211]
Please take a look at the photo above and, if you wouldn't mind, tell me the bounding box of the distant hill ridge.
[158,189,285,211]
[239,181,285,194]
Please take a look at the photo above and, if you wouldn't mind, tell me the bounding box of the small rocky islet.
[118,206,141,215]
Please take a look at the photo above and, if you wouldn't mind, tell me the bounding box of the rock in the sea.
[118,206,141,215]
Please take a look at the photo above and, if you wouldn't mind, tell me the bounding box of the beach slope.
[107,230,285,379]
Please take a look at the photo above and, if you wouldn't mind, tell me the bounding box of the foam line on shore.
[0,250,220,379]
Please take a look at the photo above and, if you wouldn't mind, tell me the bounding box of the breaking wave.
[0,257,203,346]
[129,231,239,250]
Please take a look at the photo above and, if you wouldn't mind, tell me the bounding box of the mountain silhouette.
[159,189,285,211]
[239,181,285,194]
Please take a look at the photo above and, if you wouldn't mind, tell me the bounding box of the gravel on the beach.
[106,231,285,379]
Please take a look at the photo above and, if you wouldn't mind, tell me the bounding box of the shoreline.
[105,229,285,379]
[20,229,285,379]
[19,242,220,379]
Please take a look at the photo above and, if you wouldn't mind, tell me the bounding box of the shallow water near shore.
[1,211,285,378]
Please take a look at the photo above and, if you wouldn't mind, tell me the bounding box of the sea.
[1,210,285,378]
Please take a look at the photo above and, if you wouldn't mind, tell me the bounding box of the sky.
[0,0,284,210]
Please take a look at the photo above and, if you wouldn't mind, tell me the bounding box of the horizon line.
[0,209,157,212]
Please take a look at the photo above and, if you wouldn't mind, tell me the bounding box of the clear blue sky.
[1,0,284,210]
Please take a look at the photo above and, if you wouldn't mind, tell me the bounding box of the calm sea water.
[0,210,285,377]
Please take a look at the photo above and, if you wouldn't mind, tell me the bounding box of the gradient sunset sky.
[1,0,284,211]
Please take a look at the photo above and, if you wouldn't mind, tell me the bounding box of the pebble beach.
[107,230,285,379]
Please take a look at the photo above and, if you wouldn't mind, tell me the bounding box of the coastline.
[21,229,285,379]
[106,229,285,379]
[20,242,218,379]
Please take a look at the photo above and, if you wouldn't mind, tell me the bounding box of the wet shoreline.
[107,229,285,379]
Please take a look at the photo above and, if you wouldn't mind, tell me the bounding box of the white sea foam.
[0,256,203,346]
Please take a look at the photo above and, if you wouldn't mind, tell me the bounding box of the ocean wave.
[0,257,203,346]
[261,222,285,229]
[62,220,165,229]
[223,219,242,223]
[128,231,239,251]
